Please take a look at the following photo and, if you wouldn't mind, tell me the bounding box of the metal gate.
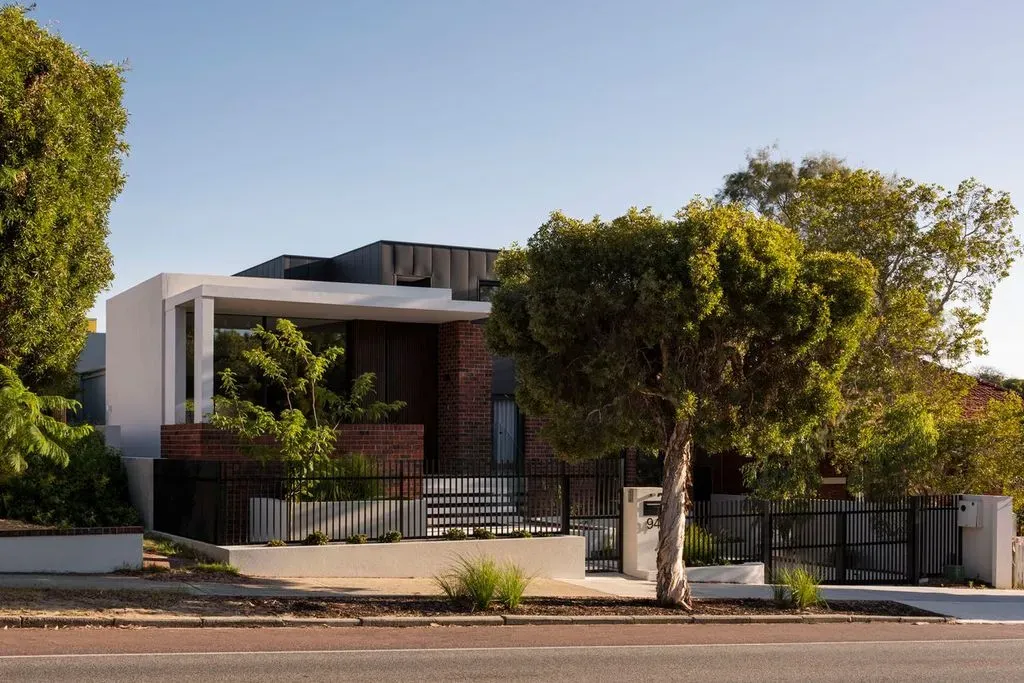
[691,495,962,584]
[567,460,623,573]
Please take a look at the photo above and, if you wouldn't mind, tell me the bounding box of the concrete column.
[193,296,215,422]
[163,306,187,424]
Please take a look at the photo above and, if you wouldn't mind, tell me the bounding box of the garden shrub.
[379,530,402,543]
[434,556,501,611]
[509,529,532,538]
[305,453,382,502]
[346,533,368,544]
[496,562,532,609]
[303,530,329,546]
[472,527,495,540]
[266,539,286,547]
[682,524,719,566]
[0,432,139,528]
[443,528,468,540]
[774,567,825,609]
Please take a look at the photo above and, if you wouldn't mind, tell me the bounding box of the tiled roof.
[963,380,1011,417]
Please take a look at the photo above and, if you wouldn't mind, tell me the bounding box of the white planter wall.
[0,532,143,573]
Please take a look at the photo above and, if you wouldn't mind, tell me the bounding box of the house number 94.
[644,517,660,529]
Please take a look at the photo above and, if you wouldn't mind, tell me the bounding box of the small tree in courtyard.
[209,319,404,497]
[486,201,875,607]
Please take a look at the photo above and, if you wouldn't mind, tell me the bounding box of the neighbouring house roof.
[963,379,1012,417]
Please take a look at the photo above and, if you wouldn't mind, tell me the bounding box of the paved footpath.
[568,575,1024,623]
[5,572,1024,622]
[1,624,1024,682]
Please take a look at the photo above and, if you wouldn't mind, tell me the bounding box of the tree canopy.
[0,363,90,477]
[0,5,128,389]
[486,201,875,605]
[718,148,1020,497]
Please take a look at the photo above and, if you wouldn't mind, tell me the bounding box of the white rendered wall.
[106,275,165,458]
[0,533,143,573]
[961,495,1014,588]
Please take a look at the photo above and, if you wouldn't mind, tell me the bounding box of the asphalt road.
[2,624,1023,682]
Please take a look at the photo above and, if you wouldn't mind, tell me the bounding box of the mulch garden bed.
[0,589,939,619]
[0,519,51,532]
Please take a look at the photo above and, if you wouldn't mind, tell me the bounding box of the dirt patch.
[0,519,52,532]
[0,589,938,619]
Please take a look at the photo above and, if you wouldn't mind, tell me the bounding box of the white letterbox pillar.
[623,487,662,580]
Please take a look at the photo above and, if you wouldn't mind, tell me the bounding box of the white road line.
[2,639,1024,660]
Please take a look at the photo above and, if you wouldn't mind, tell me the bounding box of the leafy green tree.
[209,319,403,495]
[718,148,1020,496]
[0,6,127,389]
[0,364,90,477]
[486,202,874,606]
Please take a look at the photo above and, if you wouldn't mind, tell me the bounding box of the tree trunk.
[656,420,693,608]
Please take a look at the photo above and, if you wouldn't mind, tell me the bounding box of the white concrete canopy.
[107,273,490,457]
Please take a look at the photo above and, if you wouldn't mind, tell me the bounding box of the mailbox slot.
[642,501,661,517]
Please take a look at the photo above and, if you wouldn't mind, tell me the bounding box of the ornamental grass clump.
[434,556,533,612]
[774,567,825,610]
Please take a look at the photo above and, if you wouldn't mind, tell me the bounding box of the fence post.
[835,511,848,584]
[907,496,921,583]
[398,460,405,538]
[760,500,772,578]
[561,462,571,536]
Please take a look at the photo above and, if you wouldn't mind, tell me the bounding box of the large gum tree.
[486,201,875,607]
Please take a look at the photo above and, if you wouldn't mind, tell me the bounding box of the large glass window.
[185,314,348,417]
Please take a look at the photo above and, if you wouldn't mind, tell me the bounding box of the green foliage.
[472,527,496,540]
[682,525,719,566]
[719,148,1021,498]
[304,453,382,502]
[435,556,534,611]
[487,201,874,462]
[378,530,402,543]
[1,430,138,527]
[509,529,532,538]
[303,531,329,546]
[192,562,241,576]
[434,556,502,611]
[346,533,368,544]
[266,539,286,547]
[774,567,825,610]
[210,319,403,498]
[496,562,532,610]
[0,6,127,389]
[443,528,468,540]
[0,364,92,477]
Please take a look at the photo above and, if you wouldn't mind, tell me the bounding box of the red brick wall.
[161,423,424,464]
[438,321,492,466]
[524,416,555,463]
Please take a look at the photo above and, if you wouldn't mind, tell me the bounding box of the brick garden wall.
[438,321,492,467]
[161,423,424,465]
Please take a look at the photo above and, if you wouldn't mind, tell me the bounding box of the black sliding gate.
[688,495,962,584]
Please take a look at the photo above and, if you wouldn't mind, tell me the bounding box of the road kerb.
[21,615,116,628]
[201,616,285,627]
[0,612,953,628]
[502,615,574,625]
[114,616,204,628]
[279,617,361,627]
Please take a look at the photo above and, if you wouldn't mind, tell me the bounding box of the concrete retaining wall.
[248,497,427,543]
[211,535,586,579]
[0,531,143,573]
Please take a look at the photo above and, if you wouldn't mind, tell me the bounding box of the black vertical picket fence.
[153,457,624,572]
[684,495,962,584]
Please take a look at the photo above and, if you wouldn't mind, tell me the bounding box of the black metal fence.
[153,458,623,571]
[684,495,962,584]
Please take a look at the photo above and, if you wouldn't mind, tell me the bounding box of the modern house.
[106,240,555,473]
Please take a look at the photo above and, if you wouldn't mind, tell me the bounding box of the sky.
[25,0,1024,374]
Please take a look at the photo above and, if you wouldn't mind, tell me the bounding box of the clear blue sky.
[28,0,1024,375]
